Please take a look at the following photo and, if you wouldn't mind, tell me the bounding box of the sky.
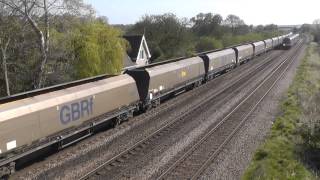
[84,0,319,25]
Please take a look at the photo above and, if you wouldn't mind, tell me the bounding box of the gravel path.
[199,44,307,180]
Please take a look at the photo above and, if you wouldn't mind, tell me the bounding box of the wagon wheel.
[112,117,121,127]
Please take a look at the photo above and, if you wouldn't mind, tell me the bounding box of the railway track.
[11,50,281,179]
[156,40,305,180]
[78,44,300,180]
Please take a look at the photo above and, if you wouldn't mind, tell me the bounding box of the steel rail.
[156,40,304,180]
[79,51,290,180]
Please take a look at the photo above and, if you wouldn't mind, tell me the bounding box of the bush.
[297,91,320,150]
[254,149,268,161]
[126,14,196,61]
[195,36,223,52]
[243,43,320,180]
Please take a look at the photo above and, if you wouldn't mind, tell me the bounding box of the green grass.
[242,42,320,180]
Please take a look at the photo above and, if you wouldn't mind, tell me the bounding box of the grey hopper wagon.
[263,39,273,51]
[233,44,254,65]
[252,41,266,56]
[0,74,140,175]
[200,48,237,80]
[126,57,206,108]
[272,37,280,48]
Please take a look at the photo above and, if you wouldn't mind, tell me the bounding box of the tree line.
[0,2,288,98]
[0,0,127,97]
[125,13,282,62]
[300,19,320,43]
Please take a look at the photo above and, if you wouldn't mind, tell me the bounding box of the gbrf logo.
[60,97,94,125]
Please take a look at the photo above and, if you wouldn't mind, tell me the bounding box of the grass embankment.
[243,42,320,180]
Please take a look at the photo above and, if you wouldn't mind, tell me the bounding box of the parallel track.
[79,45,298,180]
[157,40,304,179]
[3,50,281,179]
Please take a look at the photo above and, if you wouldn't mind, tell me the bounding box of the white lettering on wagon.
[60,97,94,125]
[7,140,17,151]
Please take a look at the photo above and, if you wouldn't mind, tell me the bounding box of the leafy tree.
[255,25,265,33]
[234,24,250,35]
[221,33,267,47]
[0,0,94,88]
[224,14,245,34]
[70,20,126,79]
[127,13,195,61]
[300,24,312,33]
[253,24,280,38]
[0,2,128,97]
[195,36,223,52]
[264,24,278,32]
[0,8,286,98]
[313,19,320,43]
[190,13,223,37]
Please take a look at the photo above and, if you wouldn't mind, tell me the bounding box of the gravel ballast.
[200,44,307,179]
[9,47,306,180]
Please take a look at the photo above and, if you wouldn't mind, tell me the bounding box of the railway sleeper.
[151,98,161,108]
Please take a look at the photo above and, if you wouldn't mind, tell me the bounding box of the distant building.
[123,35,151,68]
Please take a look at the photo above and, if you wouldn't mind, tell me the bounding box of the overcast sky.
[84,0,319,25]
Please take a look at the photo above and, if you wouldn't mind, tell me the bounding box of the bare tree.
[0,38,11,96]
[0,4,17,96]
[0,0,94,89]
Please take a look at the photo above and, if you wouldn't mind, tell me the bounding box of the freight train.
[0,33,299,177]
[282,34,300,49]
